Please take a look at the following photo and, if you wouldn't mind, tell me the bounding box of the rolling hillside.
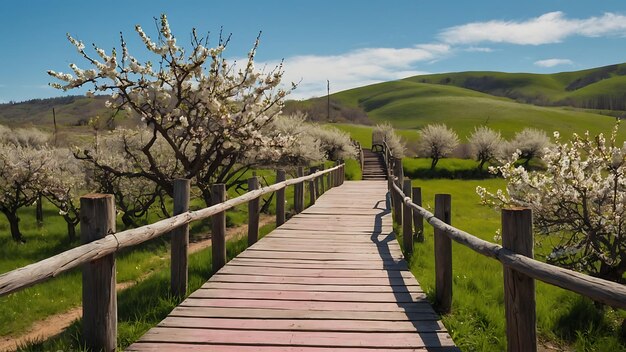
[330,79,624,139]
[409,63,626,111]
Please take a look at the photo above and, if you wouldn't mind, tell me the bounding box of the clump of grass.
[399,178,625,351]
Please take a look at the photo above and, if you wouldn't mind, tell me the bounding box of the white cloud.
[267,44,448,99]
[534,58,573,68]
[439,11,626,45]
[465,46,494,53]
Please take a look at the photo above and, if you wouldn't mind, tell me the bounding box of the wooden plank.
[157,317,445,332]
[179,298,433,312]
[188,289,428,302]
[238,251,403,261]
[227,259,408,270]
[168,306,441,321]
[200,282,421,293]
[128,342,462,352]
[209,274,420,286]
[216,266,416,278]
[135,328,455,348]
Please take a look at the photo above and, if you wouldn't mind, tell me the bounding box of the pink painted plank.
[136,328,456,348]
[158,317,446,332]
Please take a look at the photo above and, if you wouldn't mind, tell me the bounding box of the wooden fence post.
[81,194,116,352]
[412,187,424,242]
[248,177,260,246]
[327,166,333,190]
[402,179,413,254]
[502,208,536,352]
[434,194,452,314]
[309,169,317,206]
[276,170,286,226]
[295,166,304,214]
[171,179,190,298]
[319,165,325,194]
[314,167,321,198]
[393,157,404,224]
[211,184,226,272]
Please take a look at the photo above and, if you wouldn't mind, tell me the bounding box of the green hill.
[328,77,624,140]
[410,63,626,112]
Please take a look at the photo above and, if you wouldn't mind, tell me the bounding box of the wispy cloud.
[534,58,574,68]
[439,11,626,45]
[465,46,494,53]
[269,44,449,99]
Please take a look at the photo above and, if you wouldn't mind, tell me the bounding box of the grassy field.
[396,178,626,351]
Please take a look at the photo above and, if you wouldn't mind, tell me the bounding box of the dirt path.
[0,215,274,352]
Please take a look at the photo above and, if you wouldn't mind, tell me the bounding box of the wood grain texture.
[171,179,190,298]
[128,181,456,351]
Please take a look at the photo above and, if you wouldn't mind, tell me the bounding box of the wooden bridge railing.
[0,163,345,351]
[379,145,626,352]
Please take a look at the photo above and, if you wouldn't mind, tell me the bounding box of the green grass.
[396,178,626,351]
[0,165,340,338]
[17,223,277,351]
[331,79,626,141]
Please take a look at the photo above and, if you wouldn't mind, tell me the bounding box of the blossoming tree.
[468,126,502,170]
[477,125,626,282]
[49,14,291,207]
[416,124,458,169]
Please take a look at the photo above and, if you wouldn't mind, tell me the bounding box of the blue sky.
[1,0,626,102]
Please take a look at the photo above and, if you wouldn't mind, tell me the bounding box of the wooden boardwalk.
[127,181,457,351]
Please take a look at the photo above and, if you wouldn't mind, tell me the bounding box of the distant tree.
[0,143,53,242]
[467,126,502,170]
[416,124,459,169]
[373,123,405,157]
[48,14,292,207]
[507,128,551,167]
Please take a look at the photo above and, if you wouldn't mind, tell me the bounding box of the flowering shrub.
[505,128,551,167]
[416,124,459,169]
[373,123,405,157]
[467,126,502,170]
[477,124,626,282]
[49,14,291,206]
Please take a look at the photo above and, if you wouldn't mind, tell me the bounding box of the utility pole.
[327,80,330,121]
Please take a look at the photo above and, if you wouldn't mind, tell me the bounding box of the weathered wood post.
[312,167,321,198]
[248,177,260,246]
[393,157,404,224]
[502,208,536,352]
[359,143,365,172]
[295,166,304,214]
[211,184,226,272]
[402,179,413,254]
[412,187,424,242]
[319,165,325,194]
[327,165,333,190]
[81,194,116,352]
[171,179,190,298]
[341,163,345,184]
[309,169,317,206]
[276,170,286,226]
[434,194,452,314]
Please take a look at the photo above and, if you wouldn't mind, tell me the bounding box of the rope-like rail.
[0,165,343,296]
[390,182,626,309]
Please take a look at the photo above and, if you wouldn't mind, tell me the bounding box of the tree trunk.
[36,193,43,226]
[121,212,137,229]
[64,215,77,242]
[478,159,486,170]
[4,211,24,243]
[431,157,439,170]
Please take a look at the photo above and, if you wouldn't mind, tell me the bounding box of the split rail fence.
[0,163,345,351]
[377,140,626,352]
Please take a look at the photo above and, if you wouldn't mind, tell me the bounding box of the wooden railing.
[378,146,626,352]
[0,163,345,351]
